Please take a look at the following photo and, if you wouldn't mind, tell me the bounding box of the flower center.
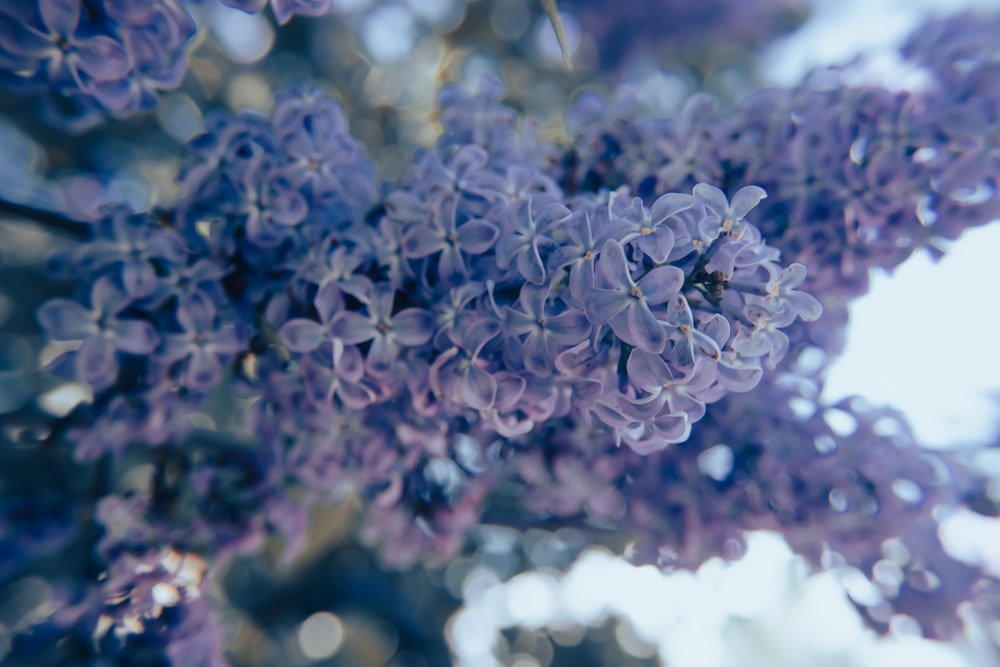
[630,286,643,298]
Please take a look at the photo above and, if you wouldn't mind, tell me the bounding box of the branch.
[0,198,90,240]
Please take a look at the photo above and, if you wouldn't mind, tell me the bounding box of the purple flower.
[158,295,249,390]
[401,193,500,285]
[503,283,591,376]
[495,197,569,284]
[583,239,684,353]
[616,191,694,262]
[37,276,158,389]
[761,262,823,325]
[693,183,768,242]
[430,317,501,410]
[329,284,435,376]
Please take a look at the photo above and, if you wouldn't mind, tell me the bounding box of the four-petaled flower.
[37,276,158,389]
[584,239,684,353]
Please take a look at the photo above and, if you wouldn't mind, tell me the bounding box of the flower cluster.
[560,30,1000,302]
[0,0,196,126]
[4,5,1000,667]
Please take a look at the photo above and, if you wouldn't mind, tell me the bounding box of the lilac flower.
[495,197,569,284]
[0,1,130,95]
[693,183,768,242]
[37,276,158,389]
[158,295,249,390]
[502,283,591,376]
[69,206,186,298]
[584,239,684,353]
[430,318,501,410]
[761,263,823,325]
[401,193,500,285]
[547,207,628,305]
[0,0,195,122]
[616,192,693,262]
[329,284,435,376]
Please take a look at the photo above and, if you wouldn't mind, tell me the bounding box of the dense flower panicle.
[11,10,1000,666]
[559,35,1000,306]
[0,0,195,124]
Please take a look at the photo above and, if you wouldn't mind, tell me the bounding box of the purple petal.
[693,183,730,218]
[583,288,627,325]
[504,307,536,338]
[627,349,672,392]
[729,185,767,220]
[459,365,496,409]
[636,226,675,263]
[521,330,551,376]
[366,335,396,376]
[313,280,344,324]
[597,239,633,289]
[158,334,192,364]
[785,291,823,322]
[76,335,117,387]
[176,294,215,334]
[185,347,221,390]
[90,277,129,316]
[516,241,546,285]
[109,319,159,355]
[653,411,690,443]
[209,324,249,354]
[649,192,694,222]
[269,189,308,226]
[40,0,80,38]
[401,225,444,258]
[717,358,763,392]
[627,301,666,353]
[37,299,96,339]
[456,220,499,254]
[72,36,131,81]
[545,309,591,346]
[280,319,325,352]
[391,308,434,346]
[438,245,467,284]
[122,259,158,298]
[636,265,684,304]
[330,311,375,345]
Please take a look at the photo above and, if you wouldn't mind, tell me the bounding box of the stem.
[0,198,90,240]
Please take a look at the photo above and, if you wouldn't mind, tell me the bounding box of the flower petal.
[459,364,496,409]
[37,299,96,340]
[636,265,684,304]
[280,319,325,352]
[391,308,434,346]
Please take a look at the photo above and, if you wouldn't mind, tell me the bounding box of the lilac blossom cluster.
[22,77,823,661]
[0,0,196,126]
[560,25,1000,302]
[5,6,1000,667]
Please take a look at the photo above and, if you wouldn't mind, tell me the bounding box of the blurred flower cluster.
[0,2,998,667]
